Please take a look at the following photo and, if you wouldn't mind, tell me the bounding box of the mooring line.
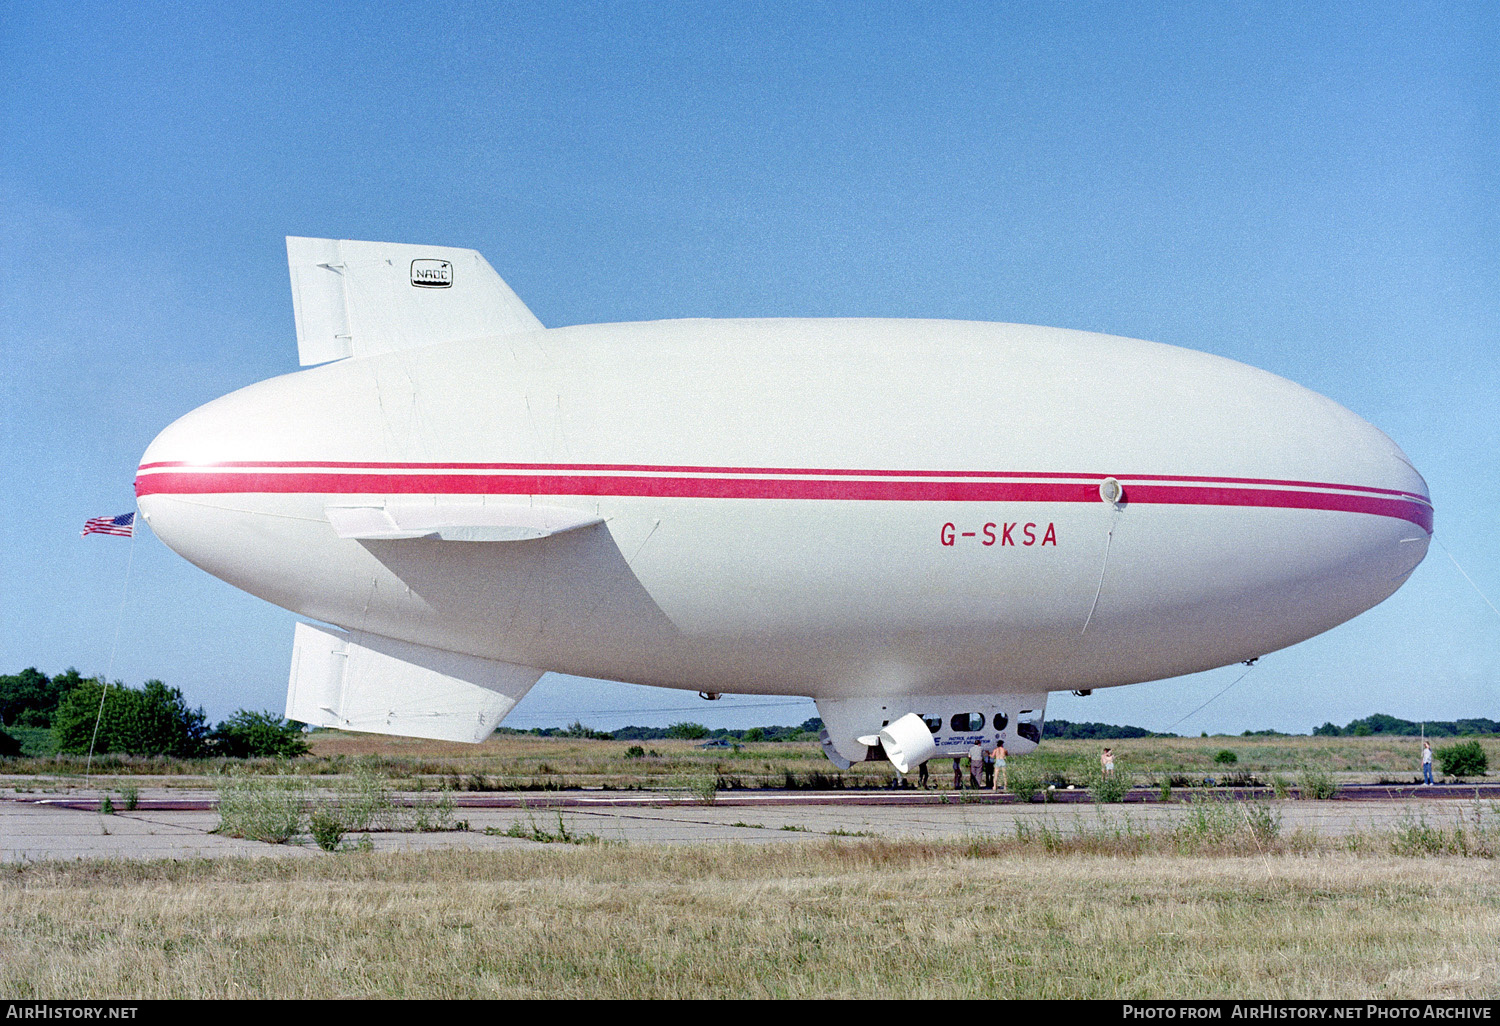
[1436,537,1500,625]
[1080,506,1120,635]
[1166,660,1259,735]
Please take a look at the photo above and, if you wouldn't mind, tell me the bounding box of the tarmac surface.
[3,782,1497,862]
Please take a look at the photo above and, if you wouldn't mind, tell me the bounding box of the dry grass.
[2,839,1498,999]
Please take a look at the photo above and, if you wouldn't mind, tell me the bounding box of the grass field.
[4,731,1494,792]
[3,840,1497,999]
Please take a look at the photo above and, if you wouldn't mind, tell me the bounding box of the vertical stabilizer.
[286,236,544,366]
[287,622,543,743]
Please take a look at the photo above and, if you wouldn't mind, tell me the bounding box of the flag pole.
[85,504,140,790]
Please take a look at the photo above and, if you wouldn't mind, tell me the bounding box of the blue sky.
[2,2,1495,734]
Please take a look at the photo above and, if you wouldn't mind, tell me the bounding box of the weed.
[1298,768,1338,799]
[780,824,809,832]
[331,761,400,831]
[489,812,601,845]
[1239,799,1282,845]
[118,784,139,811]
[1008,764,1041,803]
[406,789,459,832]
[1271,775,1291,800]
[98,795,114,816]
[1013,819,1065,853]
[1156,778,1172,803]
[1174,794,1239,851]
[309,809,345,852]
[1087,769,1131,804]
[691,775,718,804]
[215,775,308,843]
[1389,805,1500,858]
[1391,811,1446,856]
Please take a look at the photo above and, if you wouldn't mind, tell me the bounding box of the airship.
[134,237,1432,772]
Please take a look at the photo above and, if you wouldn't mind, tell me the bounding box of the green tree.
[665,721,710,740]
[52,678,208,757]
[0,667,79,728]
[209,710,310,758]
[558,720,612,740]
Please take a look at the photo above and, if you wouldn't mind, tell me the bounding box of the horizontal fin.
[325,503,603,542]
[287,236,544,366]
[287,623,542,743]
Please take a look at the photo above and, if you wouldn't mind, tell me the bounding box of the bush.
[1436,740,1488,779]
[52,679,208,757]
[1214,749,1238,765]
[210,710,310,758]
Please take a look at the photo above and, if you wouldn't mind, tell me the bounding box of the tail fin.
[287,622,542,743]
[287,236,544,366]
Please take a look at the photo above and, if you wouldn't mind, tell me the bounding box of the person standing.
[969,740,984,788]
[991,740,1008,792]
[918,759,930,789]
[1101,747,1115,778]
[1422,741,1434,786]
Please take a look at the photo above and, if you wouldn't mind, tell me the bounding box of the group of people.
[913,742,1115,791]
[964,739,1010,791]
[912,740,1013,790]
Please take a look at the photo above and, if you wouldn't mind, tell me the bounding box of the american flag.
[82,512,135,538]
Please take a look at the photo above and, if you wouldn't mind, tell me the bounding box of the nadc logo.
[410,259,453,288]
